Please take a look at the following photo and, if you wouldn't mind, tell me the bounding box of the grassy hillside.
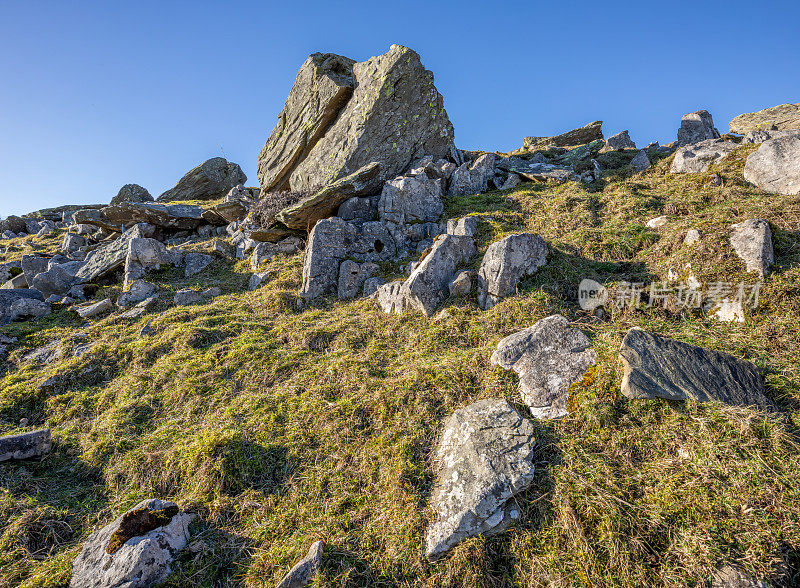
[2,147,800,587]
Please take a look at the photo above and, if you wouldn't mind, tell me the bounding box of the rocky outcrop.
[260,45,455,193]
[0,429,52,462]
[111,184,153,205]
[523,121,603,149]
[425,399,536,559]
[730,102,800,134]
[491,315,596,419]
[75,224,155,283]
[158,157,246,202]
[69,499,195,588]
[103,202,205,230]
[677,110,720,146]
[730,219,773,276]
[448,154,496,197]
[337,260,379,299]
[276,541,324,588]
[670,139,738,173]
[602,130,636,151]
[743,131,800,195]
[477,233,548,310]
[124,237,177,288]
[619,328,771,409]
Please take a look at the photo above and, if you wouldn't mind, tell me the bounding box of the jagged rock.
[491,315,596,419]
[375,280,406,313]
[425,398,536,559]
[742,129,795,144]
[201,199,248,225]
[619,328,771,409]
[36,223,54,238]
[31,265,76,299]
[0,289,46,324]
[448,154,496,197]
[174,289,203,306]
[677,110,721,146]
[603,130,636,151]
[276,541,324,588]
[501,173,522,190]
[69,499,194,588]
[118,280,158,307]
[158,157,246,202]
[379,172,444,225]
[630,150,651,171]
[124,237,177,288]
[524,121,604,148]
[337,195,376,222]
[184,252,213,278]
[0,215,28,234]
[684,229,701,245]
[274,45,455,193]
[409,156,457,183]
[75,224,156,283]
[401,234,476,316]
[111,184,153,205]
[743,132,800,195]
[362,276,385,298]
[75,298,112,319]
[21,254,50,285]
[496,158,577,183]
[730,219,773,276]
[559,139,605,166]
[277,162,382,230]
[337,260,379,299]
[670,139,738,173]
[250,236,303,271]
[448,270,472,297]
[711,565,769,588]
[62,232,87,254]
[477,233,548,310]
[258,53,356,192]
[0,429,52,462]
[103,202,204,231]
[72,208,121,232]
[248,272,270,291]
[446,216,479,237]
[120,296,158,319]
[730,102,800,134]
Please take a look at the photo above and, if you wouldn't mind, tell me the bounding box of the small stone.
[201,287,222,299]
[0,428,51,462]
[248,272,270,291]
[174,289,203,306]
[183,252,213,278]
[684,229,701,245]
[630,150,651,171]
[118,280,158,307]
[500,173,522,190]
[275,541,324,588]
[730,219,773,276]
[75,298,112,319]
[646,216,668,229]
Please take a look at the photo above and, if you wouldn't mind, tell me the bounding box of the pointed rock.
[730,219,773,276]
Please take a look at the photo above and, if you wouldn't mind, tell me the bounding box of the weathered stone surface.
[21,254,50,286]
[619,328,770,409]
[0,215,28,234]
[630,150,651,171]
[337,260,379,299]
[337,195,376,222]
[201,199,248,225]
[446,216,480,238]
[448,154,495,197]
[248,272,270,291]
[250,236,303,271]
[379,172,444,225]
[743,132,800,195]
[284,45,455,192]
[0,289,46,325]
[362,276,385,298]
[118,280,158,307]
[72,208,121,232]
[496,158,577,183]
[375,280,406,313]
[276,541,324,588]
[448,270,472,297]
[730,219,773,276]
[75,226,148,283]
[124,237,177,288]
[31,265,76,298]
[69,499,194,588]
[730,103,800,134]
[24,339,62,364]
[684,229,701,245]
[646,215,668,229]
[425,399,536,559]
[184,252,213,278]
[501,173,522,190]
[258,53,356,192]
[62,232,88,254]
[491,315,596,419]
[477,233,548,310]
[711,565,769,588]
[742,129,795,144]
[158,157,246,202]
[277,162,382,230]
[670,139,738,174]
[603,130,636,151]
[677,110,721,146]
[401,234,476,316]
[103,202,204,230]
[524,121,603,149]
[174,289,203,306]
[111,184,153,205]
[76,298,112,319]
[0,429,51,462]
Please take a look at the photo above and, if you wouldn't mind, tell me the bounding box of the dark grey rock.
[183,252,213,278]
[111,184,153,205]
[158,158,246,202]
[103,202,204,231]
[337,260,379,299]
[21,254,50,285]
[0,429,52,462]
[174,289,203,306]
[524,121,603,149]
[31,265,76,299]
[630,150,651,171]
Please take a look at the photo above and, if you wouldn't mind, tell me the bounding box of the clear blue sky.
[1,0,798,216]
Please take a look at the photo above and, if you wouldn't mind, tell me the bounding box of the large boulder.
[730,219,773,276]
[670,139,738,174]
[30,265,77,299]
[69,499,195,588]
[630,150,651,171]
[730,103,800,134]
[158,157,246,202]
[743,132,800,195]
[448,154,496,197]
[523,121,603,149]
[379,171,444,225]
[491,315,596,419]
[111,184,153,205]
[261,45,455,193]
[20,254,50,285]
[124,238,178,288]
[102,202,205,230]
[0,215,28,234]
[677,110,720,146]
[602,130,636,151]
[477,233,548,310]
[619,328,771,409]
[425,399,536,559]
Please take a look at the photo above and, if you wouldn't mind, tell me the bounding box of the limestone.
[711,298,745,323]
[111,184,153,205]
[743,132,800,195]
[630,150,651,171]
[103,202,205,231]
[277,162,382,230]
[362,276,385,298]
[711,565,769,588]
[619,328,771,409]
[201,199,249,225]
[75,224,156,283]
[646,216,668,229]
[250,236,303,271]
[183,252,213,278]
[337,260,379,299]
[124,237,177,288]
[118,280,158,307]
[477,233,548,310]
[501,173,522,190]
[496,158,577,183]
[730,102,800,134]
[72,208,121,232]
[491,315,596,419]
[276,541,324,588]
[24,339,63,364]
[670,139,738,174]
[448,154,496,197]
[75,298,112,319]
[375,280,407,313]
[31,265,76,299]
[742,129,795,144]
[446,216,479,238]
[684,229,702,245]
[158,157,246,202]
[0,429,52,462]
[730,219,773,276]
[0,215,28,234]
[425,399,536,559]
[248,272,270,291]
[21,254,50,285]
[337,195,376,222]
[524,121,603,149]
[603,130,636,151]
[62,232,88,254]
[401,234,476,316]
[677,110,721,146]
[258,52,356,192]
[69,499,194,588]
[0,289,46,324]
[379,172,444,226]
[274,45,455,193]
[448,270,472,297]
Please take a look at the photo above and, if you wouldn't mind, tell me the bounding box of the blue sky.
[1,0,798,216]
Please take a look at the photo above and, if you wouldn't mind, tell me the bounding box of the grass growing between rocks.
[2,148,800,587]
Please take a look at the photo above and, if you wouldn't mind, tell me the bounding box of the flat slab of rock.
[730,102,800,134]
[619,328,771,409]
[477,233,548,310]
[730,219,773,276]
[75,298,112,319]
[276,541,324,588]
[497,158,577,183]
[523,121,603,149]
[743,131,800,196]
[0,428,52,462]
[70,499,195,588]
[158,157,246,202]
[103,202,204,231]
[670,139,738,174]
[425,399,536,559]
[491,315,596,419]
[75,224,155,283]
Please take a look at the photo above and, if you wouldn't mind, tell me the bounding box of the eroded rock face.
[496,158,577,183]
[730,102,800,134]
[670,139,738,174]
[619,328,771,409]
[448,154,496,197]
[677,110,720,146]
[743,132,800,195]
[158,157,246,202]
[425,399,536,560]
[69,499,195,588]
[477,233,548,310]
[730,219,773,276]
[0,289,47,325]
[124,237,178,288]
[111,184,153,205]
[524,121,603,149]
[281,45,455,192]
[491,315,596,419]
[337,260,379,299]
[103,202,205,231]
